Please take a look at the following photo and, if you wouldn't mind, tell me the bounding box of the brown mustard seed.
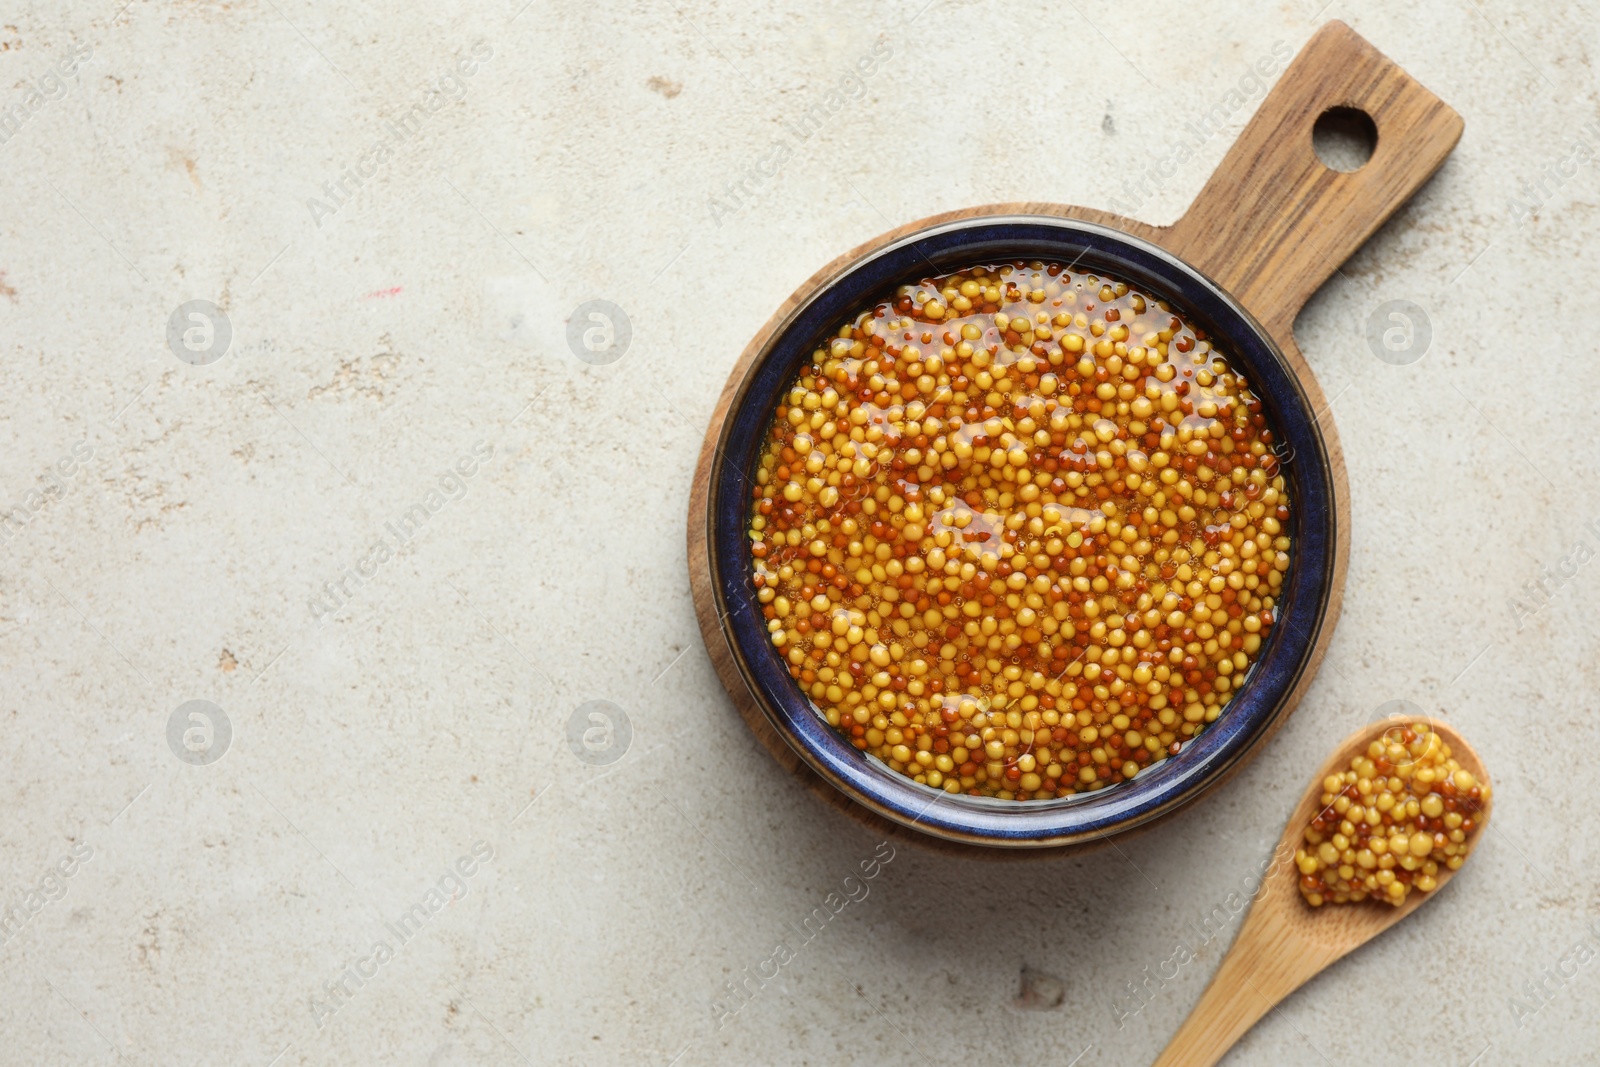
[747,261,1292,800]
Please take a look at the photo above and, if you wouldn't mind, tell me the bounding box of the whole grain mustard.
[747,262,1291,800]
[1297,723,1488,906]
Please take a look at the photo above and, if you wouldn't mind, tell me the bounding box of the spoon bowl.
[1154,716,1490,1066]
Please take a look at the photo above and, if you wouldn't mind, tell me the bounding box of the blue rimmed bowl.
[690,213,1336,851]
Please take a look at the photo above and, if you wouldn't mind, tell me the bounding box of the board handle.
[1164,21,1462,335]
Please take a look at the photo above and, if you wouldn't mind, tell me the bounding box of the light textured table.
[1,2,1595,1064]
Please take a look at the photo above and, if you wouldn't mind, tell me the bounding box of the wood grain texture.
[1165,20,1465,339]
[686,20,1460,857]
[1151,718,1491,1067]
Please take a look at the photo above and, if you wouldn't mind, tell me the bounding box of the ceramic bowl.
[705,215,1335,848]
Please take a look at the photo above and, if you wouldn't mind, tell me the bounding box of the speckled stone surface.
[1,2,1596,1064]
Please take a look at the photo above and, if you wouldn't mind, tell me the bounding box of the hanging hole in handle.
[1312,106,1378,172]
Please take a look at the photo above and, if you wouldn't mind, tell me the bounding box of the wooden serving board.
[687,21,1462,857]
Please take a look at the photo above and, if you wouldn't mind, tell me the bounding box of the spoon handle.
[1151,907,1330,1067]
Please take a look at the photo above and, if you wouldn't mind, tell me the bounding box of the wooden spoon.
[1153,717,1491,1067]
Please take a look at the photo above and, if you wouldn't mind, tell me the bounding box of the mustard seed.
[747,262,1292,800]
[1296,724,1489,906]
